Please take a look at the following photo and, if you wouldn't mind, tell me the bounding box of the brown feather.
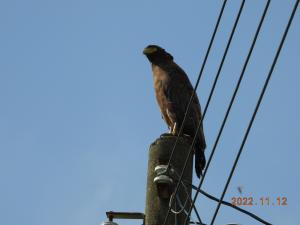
[144,45,206,177]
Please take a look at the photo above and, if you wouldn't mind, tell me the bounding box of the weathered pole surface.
[145,133,193,225]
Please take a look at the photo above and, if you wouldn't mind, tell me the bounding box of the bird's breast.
[151,64,173,127]
[151,65,169,107]
[152,65,170,91]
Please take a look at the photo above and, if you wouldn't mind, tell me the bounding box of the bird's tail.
[195,138,206,178]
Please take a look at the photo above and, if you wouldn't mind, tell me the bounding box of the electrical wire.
[170,192,189,215]
[176,169,204,225]
[173,167,271,225]
[183,180,271,225]
[163,1,245,225]
[165,0,228,174]
[169,187,204,224]
[174,200,178,225]
[210,1,300,224]
[169,166,204,224]
[183,1,271,225]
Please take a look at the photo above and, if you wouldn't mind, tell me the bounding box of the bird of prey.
[143,45,206,178]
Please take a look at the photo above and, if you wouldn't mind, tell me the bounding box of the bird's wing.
[162,62,206,177]
[162,65,188,124]
[163,63,206,147]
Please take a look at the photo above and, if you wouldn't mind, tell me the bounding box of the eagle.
[143,45,206,178]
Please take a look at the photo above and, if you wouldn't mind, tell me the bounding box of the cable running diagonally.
[171,168,204,224]
[165,0,228,174]
[210,1,300,224]
[173,167,271,225]
[163,2,245,225]
[182,181,271,225]
[183,1,271,225]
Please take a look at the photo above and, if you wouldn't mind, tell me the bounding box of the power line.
[171,168,205,225]
[104,2,299,225]
[210,1,300,224]
[183,1,271,225]
[173,167,271,225]
[165,0,228,174]
[184,180,271,225]
[163,1,245,225]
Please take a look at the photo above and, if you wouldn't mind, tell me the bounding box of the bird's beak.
[143,47,157,55]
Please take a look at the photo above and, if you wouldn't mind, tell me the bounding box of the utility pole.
[145,133,194,225]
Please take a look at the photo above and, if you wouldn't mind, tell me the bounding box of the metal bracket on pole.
[101,211,145,225]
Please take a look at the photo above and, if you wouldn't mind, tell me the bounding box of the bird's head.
[143,45,173,64]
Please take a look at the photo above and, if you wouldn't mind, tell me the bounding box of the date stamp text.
[231,196,287,206]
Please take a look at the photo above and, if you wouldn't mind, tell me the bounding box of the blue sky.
[0,0,299,225]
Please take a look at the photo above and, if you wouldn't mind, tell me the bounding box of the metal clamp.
[102,211,145,225]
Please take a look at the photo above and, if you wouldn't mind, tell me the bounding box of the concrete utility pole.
[145,133,194,225]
